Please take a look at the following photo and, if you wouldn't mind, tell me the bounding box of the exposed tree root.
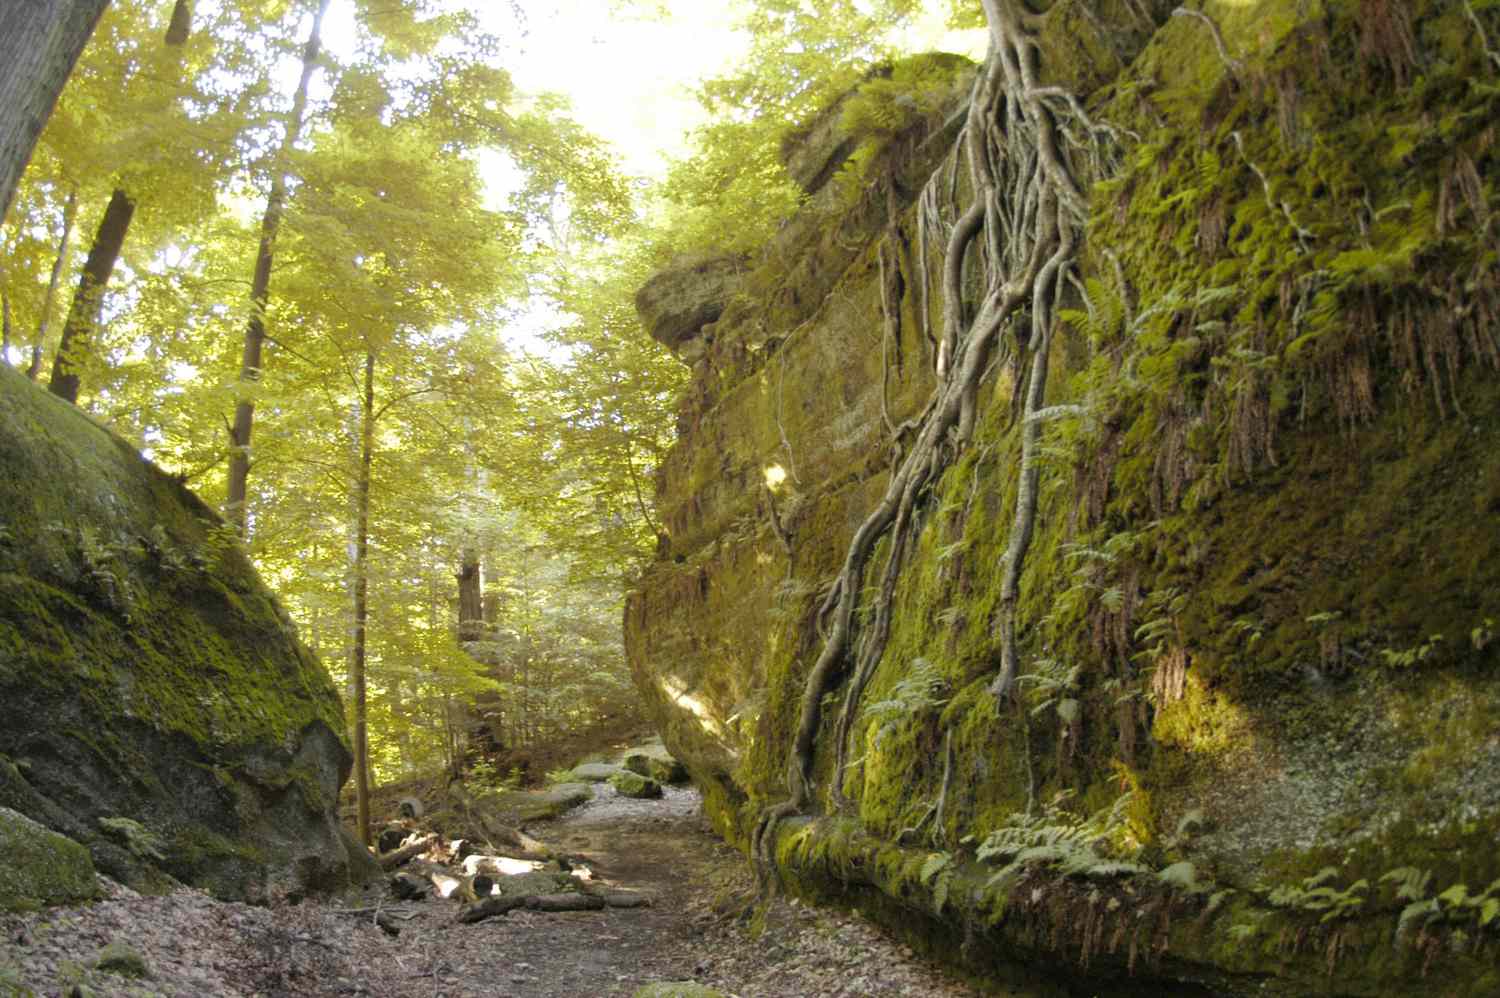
[754,0,1112,876]
[1465,0,1500,73]
[1170,6,1244,80]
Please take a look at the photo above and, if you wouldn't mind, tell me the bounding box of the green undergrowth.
[766,807,1500,996]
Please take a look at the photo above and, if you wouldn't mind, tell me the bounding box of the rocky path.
[1,785,1011,997]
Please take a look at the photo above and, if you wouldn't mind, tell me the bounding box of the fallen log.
[525,892,605,912]
[405,858,473,900]
[445,783,556,860]
[457,894,530,924]
[378,833,438,869]
[389,871,429,901]
[478,815,554,861]
[462,853,543,878]
[598,890,651,909]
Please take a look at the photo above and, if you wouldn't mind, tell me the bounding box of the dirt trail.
[2,785,1003,997]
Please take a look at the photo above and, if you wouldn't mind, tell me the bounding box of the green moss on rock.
[0,806,96,911]
[493,783,594,824]
[633,983,726,998]
[569,762,628,783]
[0,367,359,901]
[91,941,150,979]
[620,743,690,784]
[610,770,663,799]
[628,1,1500,993]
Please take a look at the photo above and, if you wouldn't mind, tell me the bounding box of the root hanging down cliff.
[753,0,1108,871]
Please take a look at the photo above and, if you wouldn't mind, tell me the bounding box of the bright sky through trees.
[502,1,749,180]
[513,2,982,180]
[440,0,983,183]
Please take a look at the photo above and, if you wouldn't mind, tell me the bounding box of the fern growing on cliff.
[863,657,949,729]
[976,792,1147,889]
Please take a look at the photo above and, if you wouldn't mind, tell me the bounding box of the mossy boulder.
[568,762,629,783]
[0,367,361,901]
[0,805,97,911]
[495,783,593,823]
[619,743,689,784]
[609,770,662,799]
[91,941,150,978]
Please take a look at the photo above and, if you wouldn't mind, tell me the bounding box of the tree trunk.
[225,0,331,534]
[0,0,109,220]
[376,831,435,869]
[28,187,77,380]
[351,350,376,848]
[457,553,483,642]
[164,0,191,46]
[1,292,11,362]
[48,187,133,403]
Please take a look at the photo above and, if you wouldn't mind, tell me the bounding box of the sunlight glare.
[659,674,727,742]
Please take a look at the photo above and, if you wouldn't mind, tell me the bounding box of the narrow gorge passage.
[2,783,1001,998]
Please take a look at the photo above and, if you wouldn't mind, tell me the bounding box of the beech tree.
[14,0,290,400]
[224,0,332,535]
[47,189,133,402]
[0,0,109,217]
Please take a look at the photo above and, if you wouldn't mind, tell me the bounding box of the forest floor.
[1,784,1017,997]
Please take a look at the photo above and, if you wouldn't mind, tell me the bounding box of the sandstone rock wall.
[628,2,1500,994]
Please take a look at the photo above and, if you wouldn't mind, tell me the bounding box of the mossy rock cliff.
[628,3,1500,994]
[0,365,363,901]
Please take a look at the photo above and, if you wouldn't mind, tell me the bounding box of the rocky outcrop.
[629,2,1500,994]
[634,254,746,364]
[778,52,974,196]
[0,365,363,901]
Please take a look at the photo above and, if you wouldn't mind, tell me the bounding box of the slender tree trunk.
[481,554,500,624]
[351,350,375,847]
[164,0,191,46]
[457,553,483,642]
[33,6,192,392]
[225,0,331,534]
[48,187,133,403]
[0,0,109,220]
[28,188,77,380]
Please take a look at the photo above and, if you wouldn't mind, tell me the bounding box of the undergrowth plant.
[974,791,1148,889]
